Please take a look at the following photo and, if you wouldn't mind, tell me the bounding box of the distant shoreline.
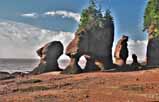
[0,59,39,73]
[0,58,39,60]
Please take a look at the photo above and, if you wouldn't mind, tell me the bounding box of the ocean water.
[0,59,39,73]
[0,58,86,73]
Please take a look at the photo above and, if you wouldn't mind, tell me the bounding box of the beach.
[0,68,159,102]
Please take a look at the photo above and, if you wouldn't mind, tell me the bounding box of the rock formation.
[146,24,159,66]
[143,0,159,66]
[114,35,129,66]
[147,36,159,66]
[63,19,114,74]
[84,55,101,72]
[82,20,114,72]
[131,54,141,70]
[62,1,114,74]
[61,34,83,74]
[31,41,64,74]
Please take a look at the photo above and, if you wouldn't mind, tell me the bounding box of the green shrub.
[144,0,159,37]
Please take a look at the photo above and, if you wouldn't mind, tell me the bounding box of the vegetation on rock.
[144,0,159,37]
[79,0,114,30]
[63,0,115,74]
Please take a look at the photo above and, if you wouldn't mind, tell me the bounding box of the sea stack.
[143,0,159,66]
[146,23,159,66]
[62,4,114,74]
[114,35,129,66]
[62,34,83,74]
[147,36,159,66]
[31,41,64,74]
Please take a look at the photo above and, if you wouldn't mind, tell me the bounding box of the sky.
[0,0,149,61]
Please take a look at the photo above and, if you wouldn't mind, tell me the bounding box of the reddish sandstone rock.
[31,41,64,74]
[63,19,114,74]
[114,35,129,66]
[62,33,83,74]
[146,23,159,66]
[66,34,80,56]
[147,37,159,66]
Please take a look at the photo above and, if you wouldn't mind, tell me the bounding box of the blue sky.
[0,0,149,59]
[0,0,148,40]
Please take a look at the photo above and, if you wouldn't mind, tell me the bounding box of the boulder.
[31,41,64,74]
[147,37,159,66]
[63,19,114,74]
[114,35,129,66]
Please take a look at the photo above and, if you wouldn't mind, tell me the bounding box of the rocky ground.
[0,68,159,102]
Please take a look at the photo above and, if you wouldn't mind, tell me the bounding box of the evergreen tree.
[96,4,103,18]
[104,9,113,21]
[96,4,104,28]
[79,0,114,30]
[79,0,97,29]
[89,0,96,11]
[144,0,159,37]
[79,8,89,29]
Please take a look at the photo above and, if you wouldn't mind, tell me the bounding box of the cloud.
[44,10,80,22]
[0,20,74,58]
[112,39,148,63]
[0,20,148,62]
[21,10,81,22]
[44,10,81,22]
[127,39,148,62]
[21,13,38,18]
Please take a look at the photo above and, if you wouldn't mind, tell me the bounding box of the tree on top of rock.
[79,0,114,30]
[79,0,97,29]
[144,0,159,38]
[104,9,113,22]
